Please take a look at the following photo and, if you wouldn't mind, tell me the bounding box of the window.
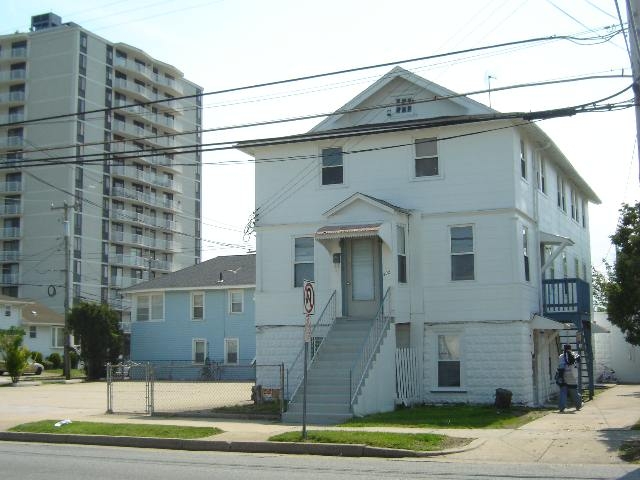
[4,305,9,316]
[574,257,580,279]
[571,189,578,221]
[581,200,587,227]
[52,327,64,348]
[395,97,414,114]
[562,252,568,278]
[225,338,239,364]
[192,292,204,320]
[520,140,527,179]
[557,174,566,212]
[193,339,206,364]
[536,156,546,193]
[294,237,314,287]
[321,147,343,185]
[136,293,163,321]
[450,226,474,281]
[415,138,438,177]
[397,225,407,283]
[437,335,460,387]
[29,326,36,339]
[543,246,555,280]
[229,290,243,313]
[523,226,530,282]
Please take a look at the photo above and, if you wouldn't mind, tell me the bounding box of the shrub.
[47,352,62,369]
[30,351,43,363]
[69,349,79,369]
[43,360,54,370]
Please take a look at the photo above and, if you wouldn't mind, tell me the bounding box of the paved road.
[1,441,638,480]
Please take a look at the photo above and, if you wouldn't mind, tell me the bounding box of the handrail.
[285,290,337,401]
[350,287,392,406]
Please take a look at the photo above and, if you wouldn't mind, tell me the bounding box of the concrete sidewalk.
[0,379,638,462]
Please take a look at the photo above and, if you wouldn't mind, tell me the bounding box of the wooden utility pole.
[626,0,640,181]
[51,201,76,380]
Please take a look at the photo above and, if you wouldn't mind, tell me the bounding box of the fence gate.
[106,362,153,414]
[395,348,419,405]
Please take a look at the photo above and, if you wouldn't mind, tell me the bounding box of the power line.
[3,72,630,167]
[0,29,622,131]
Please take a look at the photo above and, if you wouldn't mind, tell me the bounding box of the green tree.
[68,302,122,380]
[592,265,610,312]
[606,202,640,346]
[0,327,30,384]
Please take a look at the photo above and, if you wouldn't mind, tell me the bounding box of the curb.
[0,431,483,458]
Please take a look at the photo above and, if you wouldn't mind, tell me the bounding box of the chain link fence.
[106,362,284,416]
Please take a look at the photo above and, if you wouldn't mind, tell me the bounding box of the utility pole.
[626,0,640,181]
[51,201,76,380]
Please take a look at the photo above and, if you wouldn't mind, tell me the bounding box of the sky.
[3,0,640,271]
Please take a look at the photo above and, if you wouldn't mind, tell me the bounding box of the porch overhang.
[540,232,574,246]
[315,223,383,241]
[531,314,573,330]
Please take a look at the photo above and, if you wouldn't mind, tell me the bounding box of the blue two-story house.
[125,254,256,380]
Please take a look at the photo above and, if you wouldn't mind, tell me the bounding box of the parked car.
[0,358,44,375]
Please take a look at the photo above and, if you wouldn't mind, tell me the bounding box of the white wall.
[593,312,640,383]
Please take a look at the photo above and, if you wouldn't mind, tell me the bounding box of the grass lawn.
[339,404,550,429]
[269,430,471,452]
[42,369,86,378]
[9,420,222,439]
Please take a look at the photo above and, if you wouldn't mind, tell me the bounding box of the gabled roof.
[310,66,495,132]
[323,192,411,217]
[20,301,64,326]
[236,67,599,204]
[125,254,256,293]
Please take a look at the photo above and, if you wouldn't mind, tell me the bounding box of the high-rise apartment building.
[0,13,203,325]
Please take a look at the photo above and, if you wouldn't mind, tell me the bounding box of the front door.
[344,237,380,318]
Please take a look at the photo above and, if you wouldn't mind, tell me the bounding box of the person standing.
[557,343,582,412]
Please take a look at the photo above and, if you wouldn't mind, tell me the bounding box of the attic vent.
[395,97,414,114]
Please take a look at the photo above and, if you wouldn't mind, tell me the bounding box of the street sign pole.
[302,314,309,440]
[302,280,315,440]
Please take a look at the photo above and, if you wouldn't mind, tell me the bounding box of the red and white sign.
[303,280,315,315]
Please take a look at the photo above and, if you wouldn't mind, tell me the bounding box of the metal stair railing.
[349,287,392,407]
[559,322,594,400]
[285,290,337,404]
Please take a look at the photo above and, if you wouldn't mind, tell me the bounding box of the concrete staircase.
[282,317,373,425]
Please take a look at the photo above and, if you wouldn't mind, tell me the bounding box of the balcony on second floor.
[0,180,22,193]
[0,250,19,262]
[0,226,21,239]
[542,277,591,324]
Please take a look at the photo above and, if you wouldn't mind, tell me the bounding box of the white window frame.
[450,225,475,281]
[135,293,164,322]
[224,337,239,365]
[536,155,546,193]
[293,236,314,288]
[52,326,64,348]
[229,290,243,314]
[191,291,204,321]
[192,338,206,365]
[320,147,344,186]
[523,226,530,282]
[397,225,407,284]
[434,333,462,390]
[414,137,439,179]
[520,140,527,180]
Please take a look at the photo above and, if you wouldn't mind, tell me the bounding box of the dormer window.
[395,97,414,114]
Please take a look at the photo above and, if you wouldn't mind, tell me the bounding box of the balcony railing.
[0,112,25,124]
[0,251,19,262]
[111,165,180,191]
[0,203,21,215]
[0,91,26,103]
[542,278,591,318]
[11,48,27,58]
[111,254,148,268]
[111,186,180,211]
[0,227,21,238]
[110,275,149,289]
[0,181,22,193]
[0,273,18,284]
[0,137,24,149]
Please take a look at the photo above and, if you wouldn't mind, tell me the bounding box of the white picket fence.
[395,347,419,405]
